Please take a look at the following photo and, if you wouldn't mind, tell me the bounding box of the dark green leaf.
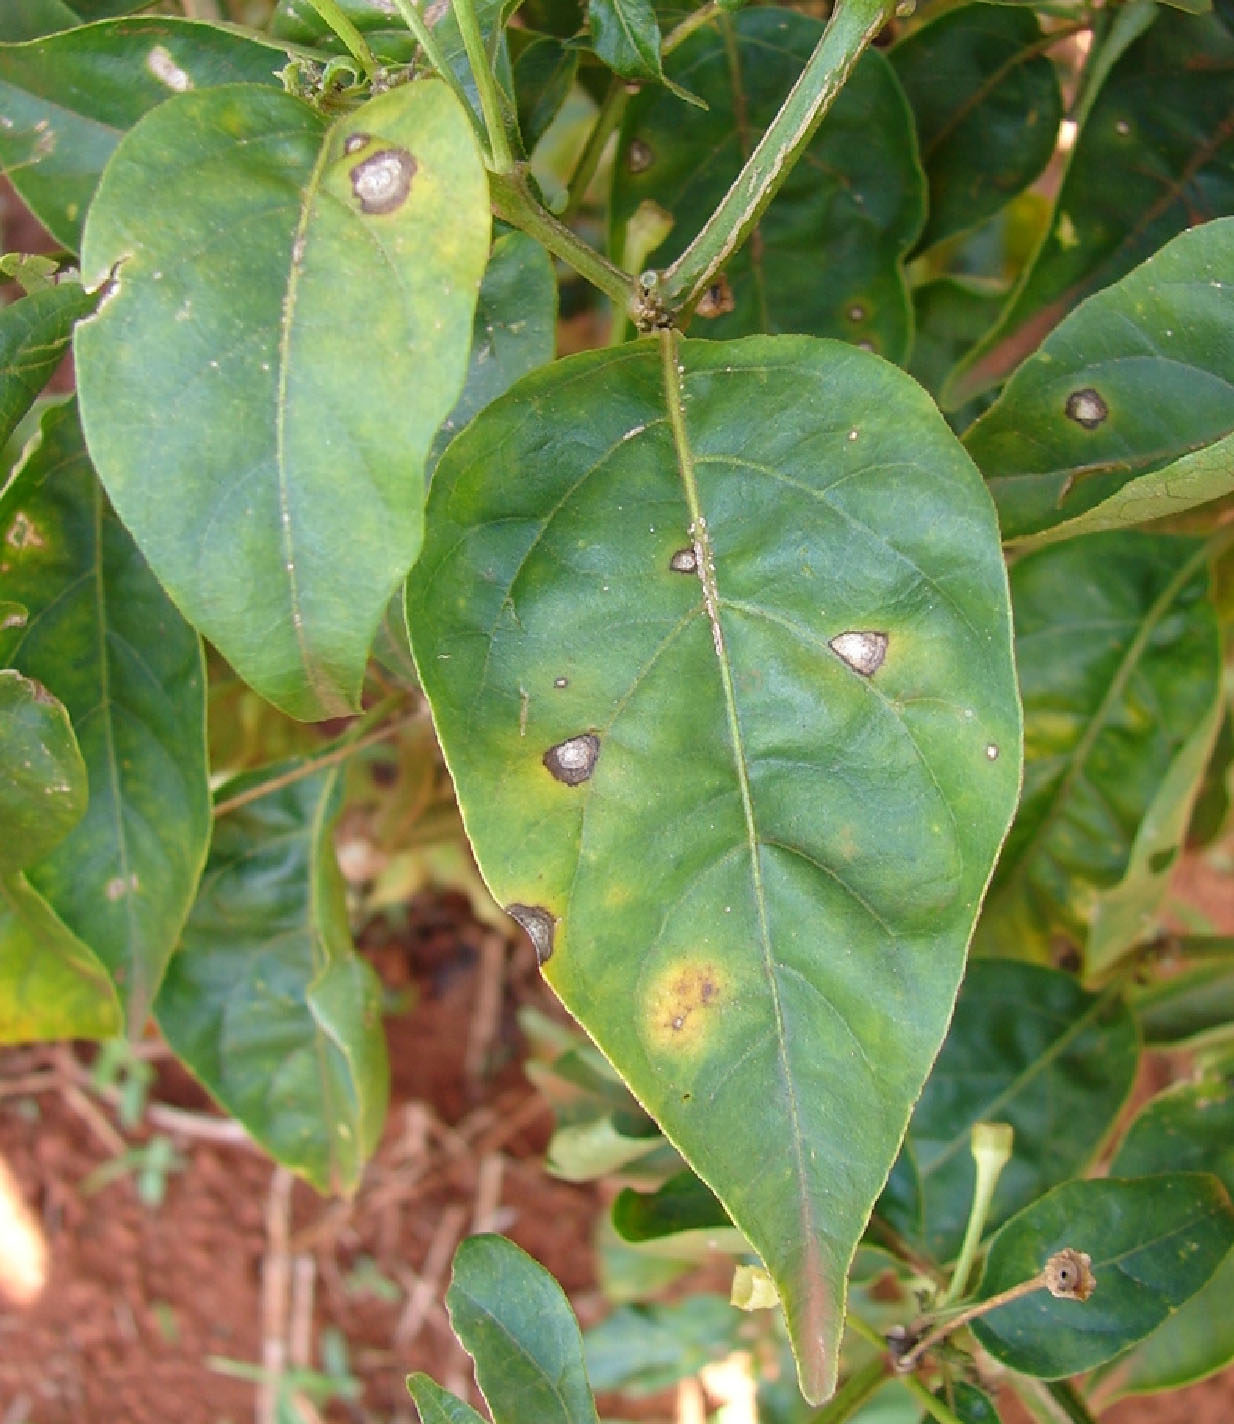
[948,9,1234,405]
[0,401,210,1032]
[1094,1080,1234,1394]
[68,0,154,17]
[76,81,490,720]
[966,218,1234,544]
[612,1170,734,1243]
[975,533,1222,967]
[429,230,558,477]
[589,0,664,83]
[908,276,1005,413]
[882,961,1138,1263]
[0,871,120,1041]
[511,32,579,153]
[445,1234,599,1424]
[890,5,1061,251]
[0,18,289,252]
[0,668,86,873]
[408,334,1020,1402]
[0,0,78,41]
[1187,703,1234,847]
[972,1174,1234,1376]
[1133,962,1234,1049]
[155,763,388,1194]
[0,283,96,448]
[407,1376,488,1424]
[611,10,924,357]
[584,1295,742,1394]
[923,1382,1000,1424]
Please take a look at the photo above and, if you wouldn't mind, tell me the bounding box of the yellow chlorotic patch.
[642,958,732,1055]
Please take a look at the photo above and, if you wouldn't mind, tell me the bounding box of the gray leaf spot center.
[828,630,888,677]
[344,131,371,155]
[350,147,417,214]
[543,732,600,785]
[669,547,698,573]
[506,904,556,964]
[1065,387,1108,429]
[985,743,999,761]
[627,139,654,173]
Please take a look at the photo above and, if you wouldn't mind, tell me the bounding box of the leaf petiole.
[297,0,378,78]
[450,0,514,170]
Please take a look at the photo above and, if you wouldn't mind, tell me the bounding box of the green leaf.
[612,1170,735,1244]
[155,762,388,1194]
[0,400,210,1032]
[0,603,26,666]
[922,1382,1000,1424]
[974,533,1222,964]
[588,0,698,105]
[1094,1080,1234,1395]
[0,283,96,449]
[890,5,1062,252]
[972,1174,1234,1376]
[611,10,924,358]
[881,961,1138,1264]
[76,81,490,720]
[908,276,1006,413]
[584,1295,743,1395]
[0,18,289,252]
[407,333,1021,1402]
[1133,962,1234,1049]
[1187,704,1234,847]
[948,9,1234,405]
[407,1375,488,1424]
[445,1234,599,1424]
[0,870,121,1041]
[511,32,579,153]
[0,0,79,41]
[0,669,87,873]
[966,218,1234,545]
[429,230,558,477]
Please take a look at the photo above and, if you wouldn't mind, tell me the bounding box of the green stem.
[939,1123,1013,1309]
[901,1375,967,1424]
[663,0,722,55]
[562,79,628,221]
[389,0,484,142]
[806,1357,890,1424]
[451,0,513,171]
[659,0,891,317]
[489,169,639,310]
[298,0,377,78]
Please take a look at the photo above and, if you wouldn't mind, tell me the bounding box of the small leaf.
[611,10,924,356]
[948,9,1234,404]
[612,1170,736,1244]
[445,1234,599,1424]
[890,5,1062,251]
[975,533,1221,965]
[155,762,388,1194]
[923,1381,1000,1424]
[407,1375,488,1424]
[589,0,699,105]
[1133,962,1234,1050]
[584,1296,743,1395]
[1092,1079,1234,1395]
[0,18,290,251]
[511,32,579,153]
[429,229,558,477]
[966,218,1234,545]
[972,1174,1234,1376]
[0,400,210,1032]
[76,80,490,719]
[880,961,1138,1263]
[0,870,121,1041]
[0,283,97,449]
[409,334,1020,1402]
[0,669,86,873]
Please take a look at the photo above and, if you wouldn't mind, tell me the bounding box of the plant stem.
[298,0,377,78]
[212,701,416,819]
[805,1356,890,1424]
[562,79,629,221]
[451,0,513,171]
[489,169,639,310]
[659,0,891,317]
[389,0,484,142]
[901,1375,967,1424]
[663,0,722,55]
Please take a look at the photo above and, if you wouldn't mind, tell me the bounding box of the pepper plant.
[2,0,1234,1415]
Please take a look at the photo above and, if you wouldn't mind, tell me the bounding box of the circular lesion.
[641,957,733,1055]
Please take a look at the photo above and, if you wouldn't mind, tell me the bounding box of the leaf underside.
[408,332,1021,1401]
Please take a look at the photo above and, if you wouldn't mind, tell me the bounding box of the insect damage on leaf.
[543,733,600,785]
[349,147,417,214]
[828,630,888,677]
[1064,387,1108,429]
[506,904,557,964]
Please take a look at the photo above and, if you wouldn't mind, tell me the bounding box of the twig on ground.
[471,1152,504,1234]
[393,1203,467,1348]
[259,1167,294,1424]
[463,931,506,1085]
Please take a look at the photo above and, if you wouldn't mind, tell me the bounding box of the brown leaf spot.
[643,959,731,1054]
[669,547,698,574]
[543,732,599,786]
[1065,387,1108,430]
[350,147,417,215]
[1045,1248,1096,1302]
[5,512,43,550]
[506,903,556,964]
[696,274,735,319]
